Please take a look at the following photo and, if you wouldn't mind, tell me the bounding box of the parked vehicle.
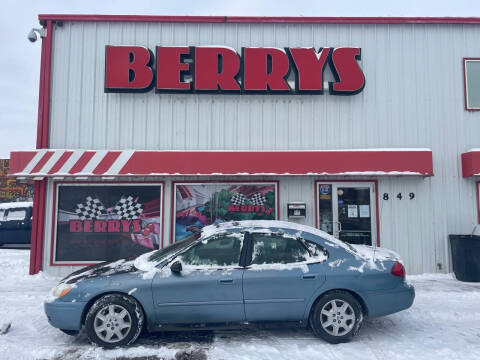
[0,202,33,247]
[44,220,414,348]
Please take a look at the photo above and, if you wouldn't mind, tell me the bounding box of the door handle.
[302,274,317,280]
[219,279,233,284]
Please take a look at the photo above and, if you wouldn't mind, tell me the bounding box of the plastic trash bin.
[449,234,480,282]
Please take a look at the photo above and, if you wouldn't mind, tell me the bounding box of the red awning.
[461,149,480,177]
[9,149,434,178]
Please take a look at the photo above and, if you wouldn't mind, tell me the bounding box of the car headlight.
[49,284,73,299]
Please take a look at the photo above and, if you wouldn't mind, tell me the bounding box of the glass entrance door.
[317,182,376,245]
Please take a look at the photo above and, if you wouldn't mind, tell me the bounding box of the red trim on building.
[50,181,165,266]
[38,14,480,24]
[170,180,280,245]
[29,20,53,275]
[314,180,380,247]
[374,181,380,247]
[29,180,47,274]
[461,150,480,177]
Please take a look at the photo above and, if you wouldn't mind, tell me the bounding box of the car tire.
[85,294,144,348]
[309,290,363,344]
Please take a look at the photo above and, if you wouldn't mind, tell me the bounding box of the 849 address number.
[383,192,415,200]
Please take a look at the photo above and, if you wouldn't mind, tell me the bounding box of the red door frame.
[477,181,480,224]
[314,179,380,247]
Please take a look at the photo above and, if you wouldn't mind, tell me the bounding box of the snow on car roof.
[200,220,349,249]
[0,202,33,209]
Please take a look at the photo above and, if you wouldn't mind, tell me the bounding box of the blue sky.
[1,0,480,158]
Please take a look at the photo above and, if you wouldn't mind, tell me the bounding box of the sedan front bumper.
[44,300,86,331]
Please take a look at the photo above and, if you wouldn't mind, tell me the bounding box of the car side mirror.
[170,261,182,273]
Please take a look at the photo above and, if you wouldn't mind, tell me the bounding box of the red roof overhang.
[37,15,480,24]
[461,150,480,177]
[9,149,433,178]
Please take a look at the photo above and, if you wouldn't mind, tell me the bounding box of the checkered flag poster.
[250,192,266,206]
[113,196,144,220]
[231,193,247,205]
[75,196,107,220]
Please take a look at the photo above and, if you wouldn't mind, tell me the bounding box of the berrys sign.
[104,46,365,95]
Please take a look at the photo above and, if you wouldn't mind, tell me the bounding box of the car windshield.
[147,237,198,263]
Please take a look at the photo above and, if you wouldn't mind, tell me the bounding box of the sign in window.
[173,182,278,242]
[53,183,163,264]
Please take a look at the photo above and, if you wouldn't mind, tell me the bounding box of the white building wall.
[42,21,480,276]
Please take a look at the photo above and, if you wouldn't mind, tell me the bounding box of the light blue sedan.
[44,220,414,348]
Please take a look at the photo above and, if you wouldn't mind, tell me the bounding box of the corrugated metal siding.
[43,22,480,276]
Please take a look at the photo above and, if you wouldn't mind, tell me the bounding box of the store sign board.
[104,46,365,95]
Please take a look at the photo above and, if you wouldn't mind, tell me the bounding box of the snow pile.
[0,201,32,209]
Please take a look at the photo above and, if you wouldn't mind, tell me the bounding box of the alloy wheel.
[93,304,132,343]
[320,299,356,336]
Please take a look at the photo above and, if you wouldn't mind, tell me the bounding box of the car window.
[251,234,309,265]
[179,235,243,267]
[302,240,329,261]
[5,209,26,221]
[0,209,5,221]
[148,237,198,263]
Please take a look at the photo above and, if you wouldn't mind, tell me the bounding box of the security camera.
[27,29,37,42]
[27,28,46,43]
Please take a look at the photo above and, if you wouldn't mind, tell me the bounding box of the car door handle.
[219,279,233,284]
[302,274,317,280]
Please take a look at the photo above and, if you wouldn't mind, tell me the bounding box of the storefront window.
[464,59,480,110]
[173,182,278,242]
[53,183,163,264]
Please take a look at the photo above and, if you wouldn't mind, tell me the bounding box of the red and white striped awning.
[9,149,434,179]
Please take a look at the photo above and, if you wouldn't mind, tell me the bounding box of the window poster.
[54,184,162,263]
[347,204,358,218]
[174,182,278,242]
[359,204,370,218]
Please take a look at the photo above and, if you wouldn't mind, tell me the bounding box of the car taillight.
[391,261,405,278]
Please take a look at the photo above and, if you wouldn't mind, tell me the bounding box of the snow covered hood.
[60,258,138,284]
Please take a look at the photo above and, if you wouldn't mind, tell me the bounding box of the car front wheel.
[310,290,363,344]
[85,294,144,348]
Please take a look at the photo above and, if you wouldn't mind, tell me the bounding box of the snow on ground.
[1,249,480,360]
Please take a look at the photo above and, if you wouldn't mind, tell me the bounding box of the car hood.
[350,244,401,262]
[61,258,138,285]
